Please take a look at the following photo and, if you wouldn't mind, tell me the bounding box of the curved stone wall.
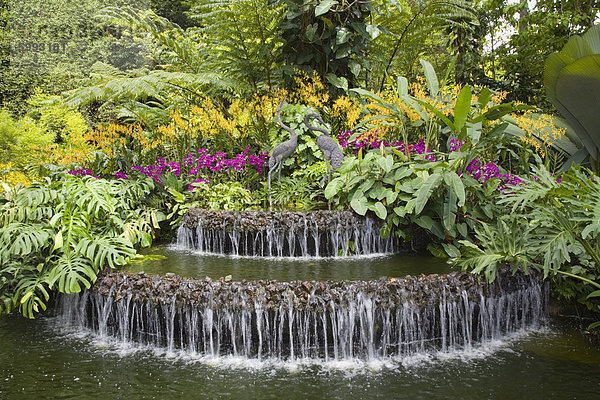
[178,209,398,257]
[58,269,547,360]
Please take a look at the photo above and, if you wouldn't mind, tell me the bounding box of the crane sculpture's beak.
[317,115,330,131]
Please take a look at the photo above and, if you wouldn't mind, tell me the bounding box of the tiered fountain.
[58,208,547,362]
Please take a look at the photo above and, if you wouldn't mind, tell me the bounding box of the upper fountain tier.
[177,209,402,258]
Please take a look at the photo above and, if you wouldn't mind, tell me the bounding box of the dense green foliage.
[0,0,151,115]
[0,174,164,318]
[453,165,600,324]
[485,0,598,109]
[1,0,600,326]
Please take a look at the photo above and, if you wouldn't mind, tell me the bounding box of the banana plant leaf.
[544,25,600,160]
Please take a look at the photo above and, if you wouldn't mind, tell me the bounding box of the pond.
[0,315,599,399]
[1,247,599,399]
[125,244,456,281]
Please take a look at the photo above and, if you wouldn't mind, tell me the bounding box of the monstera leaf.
[544,25,600,161]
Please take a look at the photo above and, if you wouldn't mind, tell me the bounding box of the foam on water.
[55,272,547,372]
[49,315,548,374]
[168,243,394,261]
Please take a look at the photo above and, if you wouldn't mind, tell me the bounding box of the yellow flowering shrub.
[0,163,32,193]
[512,111,566,159]
[291,70,329,110]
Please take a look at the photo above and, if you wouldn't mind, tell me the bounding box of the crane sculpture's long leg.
[268,167,273,211]
[325,156,332,183]
[278,160,283,182]
[324,156,332,210]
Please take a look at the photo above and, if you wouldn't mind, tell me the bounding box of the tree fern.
[372,0,478,89]
[189,0,285,89]
[63,65,237,128]
[96,7,197,71]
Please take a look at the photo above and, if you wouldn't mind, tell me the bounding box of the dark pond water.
[0,315,599,399]
[124,245,456,281]
[2,249,599,399]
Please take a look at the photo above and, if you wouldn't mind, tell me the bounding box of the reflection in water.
[0,316,599,399]
[125,245,456,281]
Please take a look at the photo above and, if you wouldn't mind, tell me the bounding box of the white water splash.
[176,214,396,258]
[55,275,547,366]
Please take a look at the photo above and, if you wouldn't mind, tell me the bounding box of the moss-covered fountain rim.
[180,208,382,231]
[94,268,541,310]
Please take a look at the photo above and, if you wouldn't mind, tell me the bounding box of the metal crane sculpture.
[304,112,344,183]
[268,96,298,211]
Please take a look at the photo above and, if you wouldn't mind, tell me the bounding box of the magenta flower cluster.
[449,139,465,152]
[188,147,267,175]
[337,131,436,161]
[463,157,524,191]
[113,171,128,180]
[68,169,100,179]
[130,147,267,189]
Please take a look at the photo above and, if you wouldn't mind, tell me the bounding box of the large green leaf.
[415,173,442,215]
[350,198,368,216]
[419,59,439,98]
[453,86,471,134]
[350,88,383,102]
[315,0,338,17]
[444,171,466,207]
[544,25,600,160]
[47,254,96,293]
[442,188,457,232]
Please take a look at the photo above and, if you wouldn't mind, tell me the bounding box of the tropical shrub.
[324,138,522,254]
[0,174,164,318]
[349,59,533,166]
[323,61,537,251]
[268,175,326,211]
[189,181,260,211]
[505,112,583,173]
[0,109,54,168]
[453,164,600,325]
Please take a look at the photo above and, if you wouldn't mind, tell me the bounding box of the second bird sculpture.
[304,112,344,183]
[268,96,298,210]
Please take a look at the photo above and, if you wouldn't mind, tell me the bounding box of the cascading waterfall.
[57,270,547,361]
[176,209,397,257]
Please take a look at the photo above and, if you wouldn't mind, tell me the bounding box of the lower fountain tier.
[57,270,547,360]
[177,209,398,257]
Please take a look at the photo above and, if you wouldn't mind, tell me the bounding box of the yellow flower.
[513,112,564,158]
